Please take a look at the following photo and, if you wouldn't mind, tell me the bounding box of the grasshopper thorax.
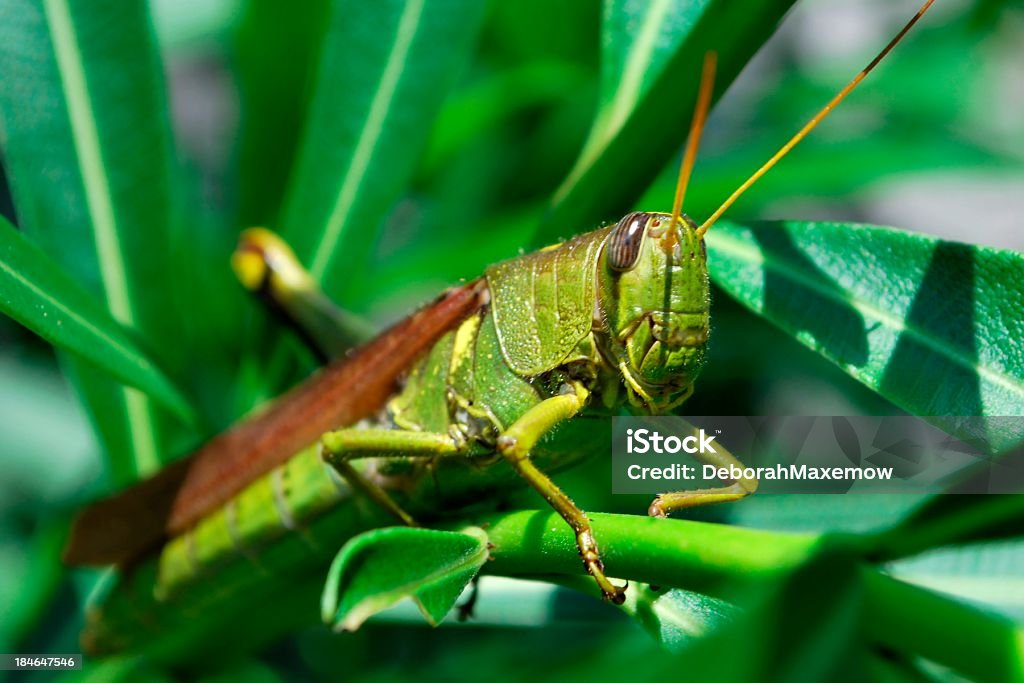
[597,211,710,414]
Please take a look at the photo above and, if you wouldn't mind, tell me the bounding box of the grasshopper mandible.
[65,0,934,655]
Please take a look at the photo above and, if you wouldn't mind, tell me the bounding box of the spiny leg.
[496,383,626,604]
[233,228,374,360]
[321,428,464,527]
[648,421,758,517]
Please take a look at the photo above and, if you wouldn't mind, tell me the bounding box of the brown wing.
[64,280,488,566]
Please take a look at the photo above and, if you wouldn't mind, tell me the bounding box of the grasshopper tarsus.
[647,498,669,519]
[608,582,628,606]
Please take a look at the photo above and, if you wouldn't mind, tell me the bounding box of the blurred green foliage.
[0,0,1022,680]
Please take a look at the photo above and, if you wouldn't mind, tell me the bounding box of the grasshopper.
[65,1,934,656]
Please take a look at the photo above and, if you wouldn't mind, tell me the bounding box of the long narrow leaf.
[280,0,486,305]
[707,220,1024,450]
[0,221,194,422]
[868,494,1024,561]
[533,0,796,245]
[0,0,189,483]
[232,0,329,228]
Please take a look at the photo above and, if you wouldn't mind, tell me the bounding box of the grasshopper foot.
[647,482,755,519]
[577,528,627,604]
[648,496,670,518]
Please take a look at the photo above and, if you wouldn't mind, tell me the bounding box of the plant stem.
[862,569,1024,683]
[467,510,1024,682]
[475,509,821,594]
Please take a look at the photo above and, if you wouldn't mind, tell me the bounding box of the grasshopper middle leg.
[320,428,464,527]
[496,382,626,604]
[647,423,758,517]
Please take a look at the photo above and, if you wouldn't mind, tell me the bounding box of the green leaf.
[421,61,592,176]
[321,526,489,631]
[280,0,487,305]
[707,220,1024,450]
[861,571,1024,683]
[232,0,329,228]
[532,0,796,246]
[673,551,869,683]
[867,494,1024,561]
[0,221,195,423]
[887,540,1024,623]
[622,585,739,651]
[0,515,67,651]
[0,0,190,483]
[551,573,739,650]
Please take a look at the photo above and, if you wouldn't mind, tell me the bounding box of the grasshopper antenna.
[697,0,935,237]
[670,51,717,240]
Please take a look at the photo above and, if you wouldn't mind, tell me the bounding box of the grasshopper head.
[597,211,710,413]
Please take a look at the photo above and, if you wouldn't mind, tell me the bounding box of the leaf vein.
[311,0,426,279]
[44,0,159,475]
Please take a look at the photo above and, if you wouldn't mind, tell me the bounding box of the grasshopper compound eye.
[607,212,651,271]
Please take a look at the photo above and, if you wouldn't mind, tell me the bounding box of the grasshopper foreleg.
[320,428,464,527]
[647,423,758,517]
[496,382,627,604]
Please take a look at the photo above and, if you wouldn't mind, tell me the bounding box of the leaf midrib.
[0,252,164,384]
[553,0,672,205]
[45,0,159,474]
[310,0,426,280]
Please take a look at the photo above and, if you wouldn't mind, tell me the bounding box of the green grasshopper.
[65,1,934,656]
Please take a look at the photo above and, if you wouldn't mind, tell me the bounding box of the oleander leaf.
[707,220,1024,452]
[0,0,189,483]
[868,493,1024,561]
[321,526,489,632]
[0,221,195,423]
[533,0,796,246]
[623,585,739,651]
[280,0,487,305]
